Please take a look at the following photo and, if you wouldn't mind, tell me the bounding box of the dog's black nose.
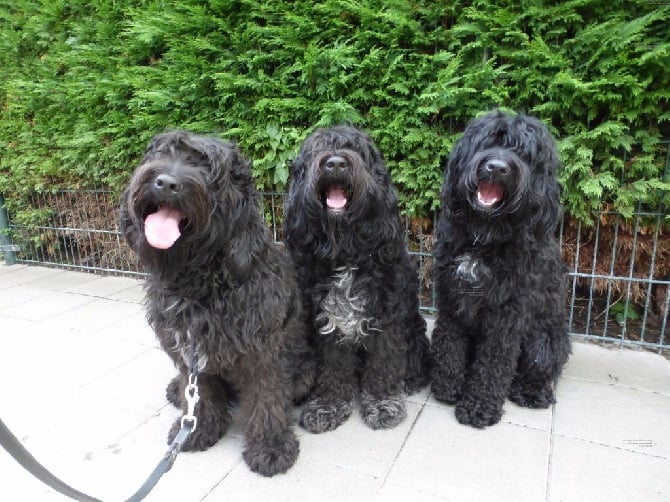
[324,155,348,174]
[154,174,182,195]
[485,160,510,176]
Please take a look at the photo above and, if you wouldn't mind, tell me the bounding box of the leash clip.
[181,374,199,431]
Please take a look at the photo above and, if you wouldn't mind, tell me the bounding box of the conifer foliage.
[0,0,668,222]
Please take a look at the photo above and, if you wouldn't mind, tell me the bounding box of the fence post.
[0,193,18,265]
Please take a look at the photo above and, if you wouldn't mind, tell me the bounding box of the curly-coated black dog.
[120,131,315,476]
[284,125,430,433]
[430,110,571,428]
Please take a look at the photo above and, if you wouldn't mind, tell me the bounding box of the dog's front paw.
[509,380,556,409]
[243,431,299,477]
[165,375,181,408]
[454,395,503,428]
[167,416,226,451]
[360,391,407,430]
[300,397,352,433]
[430,376,462,405]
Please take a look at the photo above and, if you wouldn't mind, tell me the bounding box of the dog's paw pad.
[300,398,352,433]
[360,392,407,430]
[243,432,299,477]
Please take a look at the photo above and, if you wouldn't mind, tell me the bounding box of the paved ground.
[1,264,669,502]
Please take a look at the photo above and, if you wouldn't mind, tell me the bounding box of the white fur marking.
[317,267,378,345]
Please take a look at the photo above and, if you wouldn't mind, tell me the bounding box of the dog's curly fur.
[284,125,430,433]
[119,131,315,476]
[430,110,571,428]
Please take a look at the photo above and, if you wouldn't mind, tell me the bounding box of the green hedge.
[1,0,668,223]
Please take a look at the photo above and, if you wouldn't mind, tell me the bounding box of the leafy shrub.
[0,0,668,223]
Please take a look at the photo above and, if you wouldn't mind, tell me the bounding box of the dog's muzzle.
[319,155,353,213]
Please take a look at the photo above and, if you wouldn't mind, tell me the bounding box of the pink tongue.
[477,181,504,206]
[326,187,347,209]
[144,207,183,249]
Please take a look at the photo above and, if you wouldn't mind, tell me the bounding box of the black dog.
[430,110,571,427]
[120,131,315,476]
[284,125,430,433]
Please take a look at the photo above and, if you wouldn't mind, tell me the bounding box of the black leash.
[0,337,200,502]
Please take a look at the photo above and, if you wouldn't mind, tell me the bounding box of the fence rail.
[2,187,669,353]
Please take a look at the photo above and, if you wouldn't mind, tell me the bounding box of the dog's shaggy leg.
[403,312,430,395]
[241,362,299,477]
[509,326,571,408]
[167,374,233,451]
[283,330,317,405]
[359,330,408,430]
[300,342,356,433]
[165,374,181,408]
[429,318,469,404]
[455,328,522,428]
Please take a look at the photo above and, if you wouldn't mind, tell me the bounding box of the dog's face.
[284,125,403,261]
[287,126,394,221]
[442,110,562,238]
[120,131,262,278]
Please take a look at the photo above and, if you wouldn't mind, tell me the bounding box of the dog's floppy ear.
[521,116,564,238]
[441,134,469,218]
[118,188,140,251]
[224,199,269,282]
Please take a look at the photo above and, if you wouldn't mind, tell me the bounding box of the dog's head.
[442,110,562,240]
[287,126,396,220]
[285,125,403,260]
[120,130,266,280]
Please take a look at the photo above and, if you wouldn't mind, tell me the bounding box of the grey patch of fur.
[359,390,407,430]
[455,254,492,284]
[169,330,209,372]
[316,267,378,345]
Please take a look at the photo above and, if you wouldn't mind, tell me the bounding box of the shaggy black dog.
[430,110,571,428]
[119,131,315,476]
[284,125,430,433]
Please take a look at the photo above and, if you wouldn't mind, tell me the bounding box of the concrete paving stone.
[563,341,670,395]
[0,289,97,322]
[1,328,155,413]
[297,400,423,479]
[0,263,27,274]
[0,265,64,285]
[67,404,245,502]
[0,313,38,335]
[386,404,550,502]
[553,376,670,458]
[549,435,670,502]
[94,310,157,347]
[68,347,176,412]
[205,455,381,502]
[64,275,144,299]
[0,284,52,310]
[20,396,165,465]
[20,269,100,292]
[0,448,70,502]
[376,481,452,501]
[106,280,145,303]
[46,297,145,335]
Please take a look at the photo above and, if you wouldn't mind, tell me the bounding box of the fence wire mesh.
[3,183,669,353]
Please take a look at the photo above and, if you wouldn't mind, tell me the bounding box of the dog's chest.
[316,267,377,346]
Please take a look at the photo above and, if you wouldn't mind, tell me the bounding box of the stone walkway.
[1,264,669,501]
